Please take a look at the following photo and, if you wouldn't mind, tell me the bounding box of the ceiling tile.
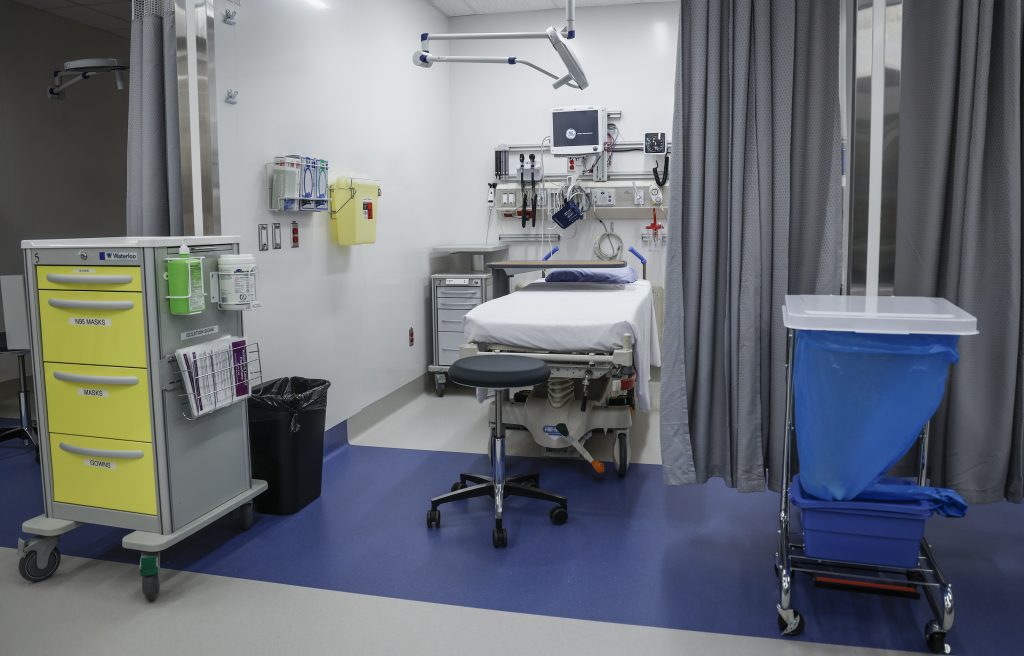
[48,5,128,30]
[574,0,644,6]
[70,0,129,5]
[9,0,74,9]
[431,0,474,17]
[463,0,557,15]
[88,1,132,20]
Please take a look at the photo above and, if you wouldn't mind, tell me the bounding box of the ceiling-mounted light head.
[47,58,128,99]
[412,0,586,91]
[546,27,588,90]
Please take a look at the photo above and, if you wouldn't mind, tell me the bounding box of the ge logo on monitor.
[565,128,577,140]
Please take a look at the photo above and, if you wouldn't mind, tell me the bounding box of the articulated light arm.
[413,0,587,90]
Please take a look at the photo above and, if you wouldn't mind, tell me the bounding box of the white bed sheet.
[463,280,661,411]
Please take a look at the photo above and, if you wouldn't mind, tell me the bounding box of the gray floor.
[0,548,915,656]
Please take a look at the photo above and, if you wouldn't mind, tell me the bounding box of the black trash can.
[248,377,331,514]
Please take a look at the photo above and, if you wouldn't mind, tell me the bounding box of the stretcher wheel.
[549,506,568,525]
[18,547,60,583]
[612,432,631,478]
[778,612,804,636]
[492,526,508,548]
[426,508,441,528]
[237,501,255,531]
[142,574,160,603]
[435,380,445,397]
[925,621,950,654]
[451,481,466,492]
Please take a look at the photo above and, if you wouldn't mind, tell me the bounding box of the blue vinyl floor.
[2,438,1022,654]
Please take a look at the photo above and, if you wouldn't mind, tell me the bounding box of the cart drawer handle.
[48,298,134,310]
[441,347,460,352]
[59,442,144,460]
[438,302,476,309]
[439,290,479,296]
[47,274,133,285]
[53,371,139,386]
[440,319,463,323]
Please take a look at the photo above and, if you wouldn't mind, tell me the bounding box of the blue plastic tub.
[790,475,932,568]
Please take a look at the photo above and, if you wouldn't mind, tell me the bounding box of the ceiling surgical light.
[413,0,588,90]
[47,58,128,100]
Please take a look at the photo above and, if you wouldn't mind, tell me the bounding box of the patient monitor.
[551,106,607,156]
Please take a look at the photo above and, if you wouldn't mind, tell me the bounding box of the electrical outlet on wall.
[408,327,414,347]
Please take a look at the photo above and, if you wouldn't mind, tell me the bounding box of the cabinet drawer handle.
[59,442,144,460]
[47,274,133,285]
[48,298,134,310]
[441,347,460,352]
[440,319,463,324]
[438,302,476,309]
[53,371,139,386]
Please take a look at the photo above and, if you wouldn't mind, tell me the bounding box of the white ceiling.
[430,0,656,18]
[11,0,131,39]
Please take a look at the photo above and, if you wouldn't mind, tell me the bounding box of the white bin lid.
[783,295,978,335]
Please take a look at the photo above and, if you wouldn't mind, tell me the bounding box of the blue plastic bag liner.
[794,330,959,501]
[791,474,932,568]
[854,476,967,518]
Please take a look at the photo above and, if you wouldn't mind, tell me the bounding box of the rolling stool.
[426,354,568,548]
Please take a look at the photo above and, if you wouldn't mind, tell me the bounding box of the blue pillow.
[545,266,638,284]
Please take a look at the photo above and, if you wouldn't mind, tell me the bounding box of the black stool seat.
[448,354,550,389]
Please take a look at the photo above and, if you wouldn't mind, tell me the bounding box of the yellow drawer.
[44,363,152,443]
[49,433,157,515]
[39,290,147,368]
[37,265,141,292]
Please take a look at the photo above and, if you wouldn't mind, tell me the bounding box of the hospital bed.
[459,274,660,477]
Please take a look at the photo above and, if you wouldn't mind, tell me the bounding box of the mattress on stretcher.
[463,279,661,411]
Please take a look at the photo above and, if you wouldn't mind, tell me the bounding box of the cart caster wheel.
[426,508,441,529]
[435,381,445,397]
[18,547,60,583]
[450,481,466,493]
[237,501,255,531]
[778,612,805,636]
[142,574,160,602]
[612,432,630,478]
[549,506,568,525]
[492,526,508,548]
[925,621,950,654]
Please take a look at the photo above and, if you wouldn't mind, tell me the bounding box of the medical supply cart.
[429,273,493,396]
[428,245,508,396]
[775,295,977,654]
[16,237,268,602]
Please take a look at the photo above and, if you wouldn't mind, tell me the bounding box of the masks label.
[69,317,111,327]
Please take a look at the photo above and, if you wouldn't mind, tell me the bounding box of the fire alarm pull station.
[331,176,380,245]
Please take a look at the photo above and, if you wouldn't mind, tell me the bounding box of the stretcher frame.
[459,334,637,477]
[775,328,955,655]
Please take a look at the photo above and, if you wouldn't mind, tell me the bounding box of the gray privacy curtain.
[660,0,843,491]
[896,1,1023,503]
[126,0,183,236]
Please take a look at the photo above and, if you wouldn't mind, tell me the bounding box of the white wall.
[447,2,680,284]
[215,0,455,428]
[0,0,129,381]
[214,1,678,429]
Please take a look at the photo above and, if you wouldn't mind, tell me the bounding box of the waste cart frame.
[775,295,978,655]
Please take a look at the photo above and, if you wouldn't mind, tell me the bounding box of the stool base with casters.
[426,355,568,548]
